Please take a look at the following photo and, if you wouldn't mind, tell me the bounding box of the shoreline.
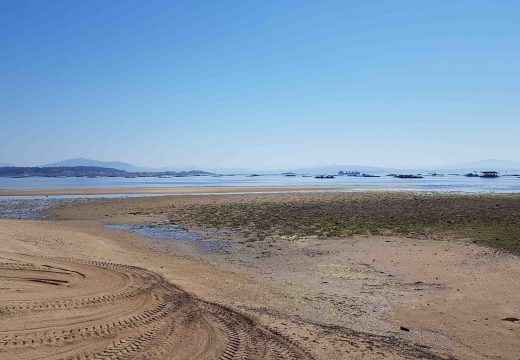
[0,185,407,197]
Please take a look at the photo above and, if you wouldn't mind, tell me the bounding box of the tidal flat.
[18,191,517,359]
[49,192,520,254]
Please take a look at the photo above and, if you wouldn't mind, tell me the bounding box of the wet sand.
[0,185,406,197]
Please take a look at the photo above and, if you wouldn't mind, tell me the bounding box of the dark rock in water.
[400,326,410,332]
[395,174,424,179]
[502,317,519,322]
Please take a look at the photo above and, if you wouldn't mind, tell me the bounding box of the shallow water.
[0,198,67,220]
[0,174,520,193]
[105,223,232,253]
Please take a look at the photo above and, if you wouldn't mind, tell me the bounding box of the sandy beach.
[4,1,519,358]
[1,192,519,359]
[0,220,313,360]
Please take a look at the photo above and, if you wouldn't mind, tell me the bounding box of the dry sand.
[0,193,519,359]
[0,220,312,360]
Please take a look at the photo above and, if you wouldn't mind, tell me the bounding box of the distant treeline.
[0,166,214,178]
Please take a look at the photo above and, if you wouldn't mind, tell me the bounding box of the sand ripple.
[0,253,313,360]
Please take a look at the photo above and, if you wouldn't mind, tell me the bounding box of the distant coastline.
[0,166,213,178]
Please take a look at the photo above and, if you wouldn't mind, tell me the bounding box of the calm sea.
[0,174,519,194]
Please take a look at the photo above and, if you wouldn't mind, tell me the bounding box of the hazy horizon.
[2,157,520,173]
[2,1,519,169]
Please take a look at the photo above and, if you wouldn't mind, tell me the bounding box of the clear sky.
[1,1,519,169]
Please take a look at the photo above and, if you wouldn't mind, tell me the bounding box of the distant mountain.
[43,158,142,172]
[290,160,520,175]
[0,166,128,177]
[32,158,520,176]
[43,158,220,174]
[0,166,215,178]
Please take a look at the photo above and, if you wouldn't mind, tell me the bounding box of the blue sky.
[1,1,519,169]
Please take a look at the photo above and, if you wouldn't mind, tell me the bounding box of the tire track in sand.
[0,253,313,360]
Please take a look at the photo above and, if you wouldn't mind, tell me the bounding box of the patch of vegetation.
[49,192,520,255]
[320,264,363,280]
[166,193,520,255]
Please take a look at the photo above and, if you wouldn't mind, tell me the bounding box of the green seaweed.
[166,193,520,255]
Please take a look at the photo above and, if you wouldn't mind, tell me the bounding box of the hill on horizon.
[38,158,520,175]
[43,158,143,172]
[41,158,216,175]
[291,159,520,175]
[0,166,128,177]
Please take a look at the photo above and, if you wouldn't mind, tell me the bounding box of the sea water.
[0,174,519,193]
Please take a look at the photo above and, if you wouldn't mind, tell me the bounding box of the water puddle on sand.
[104,222,232,254]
